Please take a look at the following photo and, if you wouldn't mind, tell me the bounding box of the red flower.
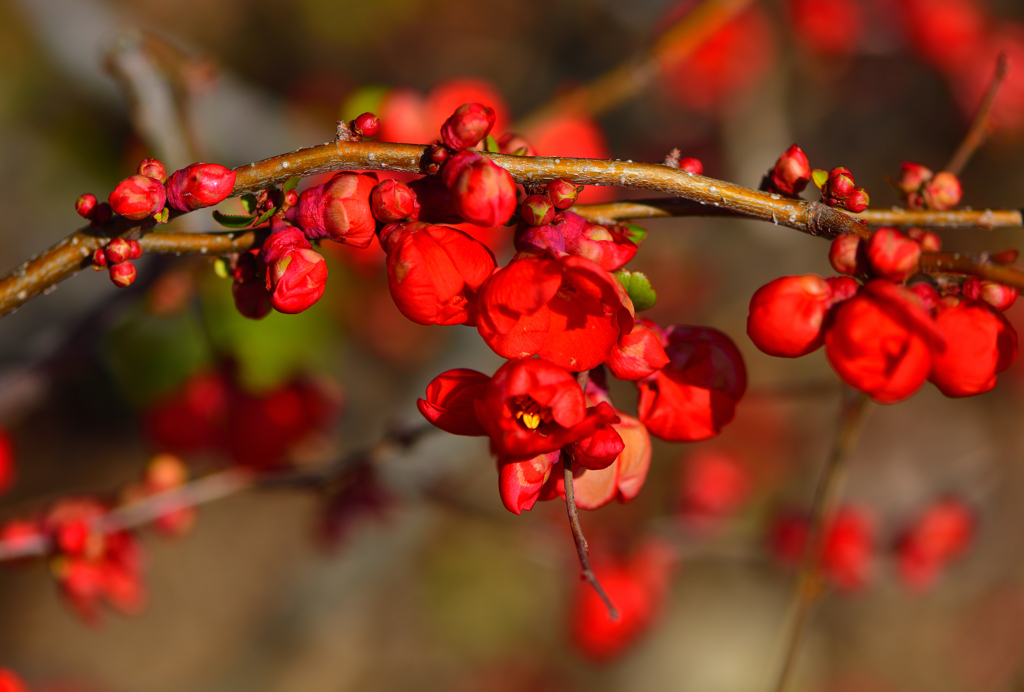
[370,179,418,223]
[928,298,1017,397]
[476,255,634,372]
[262,226,328,314]
[747,274,834,358]
[448,158,517,227]
[637,325,746,442]
[559,213,639,272]
[108,174,166,221]
[416,368,490,436]
[825,280,943,403]
[607,322,670,380]
[165,163,235,212]
[382,222,496,326]
[496,451,560,515]
[679,448,749,531]
[295,171,378,247]
[570,542,674,661]
[767,144,811,196]
[866,228,921,282]
[440,102,496,151]
[896,498,974,592]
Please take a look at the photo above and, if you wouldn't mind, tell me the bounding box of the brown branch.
[945,52,1009,177]
[562,455,619,619]
[574,198,1024,229]
[516,0,752,131]
[770,389,871,692]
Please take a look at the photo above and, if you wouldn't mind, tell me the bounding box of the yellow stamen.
[518,411,541,430]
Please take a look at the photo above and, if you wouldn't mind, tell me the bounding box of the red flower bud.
[370,179,418,223]
[678,157,704,174]
[108,174,166,221]
[521,194,555,226]
[921,171,962,210]
[829,234,864,275]
[908,280,941,312]
[907,227,942,251]
[109,262,137,287]
[283,189,298,209]
[843,186,870,213]
[769,144,811,196]
[440,102,496,151]
[439,150,484,188]
[607,323,671,380]
[637,325,746,442]
[962,277,1018,311]
[897,161,933,196]
[928,298,1017,397]
[351,111,380,138]
[825,167,855,200]
[262,227,328,314]
[866,227,921,282]
[295,171,378,247]
[825,280,943,403]
[747,274,833,357]
[546,178,580,210]
[104,237,133,265]
[449,158,517,227]
[165,163,235,211]
[76,193,97,219]
[385,223,497,326]
[428,143,450,165]
[91,247,107,270]
[896,498,974,592]
[137,158,167,182]
[127,238,143,260]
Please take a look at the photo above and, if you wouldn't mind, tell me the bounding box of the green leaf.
[614,270,657,312]
[282,176,302,193]
[484,135,500,153]
[254,207,278,226]
[622,222,647,246]
[213,210,256,229]
[811,169,828,190]
[240,194,258,214]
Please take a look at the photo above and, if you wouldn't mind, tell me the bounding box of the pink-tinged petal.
[572,464,618,510]
[613,414,651,502]
[496,452,559,514]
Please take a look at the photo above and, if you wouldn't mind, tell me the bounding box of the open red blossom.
[928,298,1017,398]
[557,212,639,272]
[481,359,619,457]
[825,280,944,403]
[896,498,974,592]
[295,171,378,247]
[165,163,235,212]
[679,449,749,531]
[570,542,674,661]
[440,102,496,151]
[637,325,746,442]
[747,274,835,358]
[416,368,490,437]
[539,410,652,510]
[607,322,670,380]
[381,222,496,326]
[262,226,328,314]
[448,158,517,227]
[476,255,634,372]
[108,174,166,221]
[496,451,561,515]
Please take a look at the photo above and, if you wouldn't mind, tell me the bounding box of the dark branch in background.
[945,53,1009,177]
[0,424,434,562]
[770,389,871,692]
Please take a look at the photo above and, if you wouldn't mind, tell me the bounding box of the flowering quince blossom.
[108,174,166,221]
[927,297,1017,397]
[747,274,857,358]
[476,255,635,372]
[635,324,747,442]
[261,223,328,314]
[896,498,974,592]
[164,162,235,211]
[295,171,379,247]
[380,221,496,326]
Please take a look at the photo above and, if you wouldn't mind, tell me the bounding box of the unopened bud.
[844,187,870,213]
[769,144,811,196]
[109,174,166,221]
[75,194,97,220]
[897,162,933,196]
[521,195,555,226]
[907,227,941,252]
[91,247,107,270]
[440,103,496,151]
[109,261,137,287]
[127,239,143,260]
[165,163,236,212]
[962,277,1018,311]
[826,167,855,200]
[547,178,580,210]
[866,227,920,282]
[921,171,962,210]
[351,112,380,139]
[829,234,863,275]
[370,179,418,222]
[104,238,133,265]
[138,158,167,183]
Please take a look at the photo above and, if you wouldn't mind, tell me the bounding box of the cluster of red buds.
[78,158,235,287]
[570,540,675,660]
[890,162,963,210]
[812,166,870,213]
[143,368,341,470]
[769,497,974,593]
[91,236,142,287]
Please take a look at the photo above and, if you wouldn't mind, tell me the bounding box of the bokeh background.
[2,0,1024,691]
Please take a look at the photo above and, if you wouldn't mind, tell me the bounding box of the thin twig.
[770,388,871,692]
[562,456,619,619]
[574,198,1024,230]
[945,53,1010,176]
